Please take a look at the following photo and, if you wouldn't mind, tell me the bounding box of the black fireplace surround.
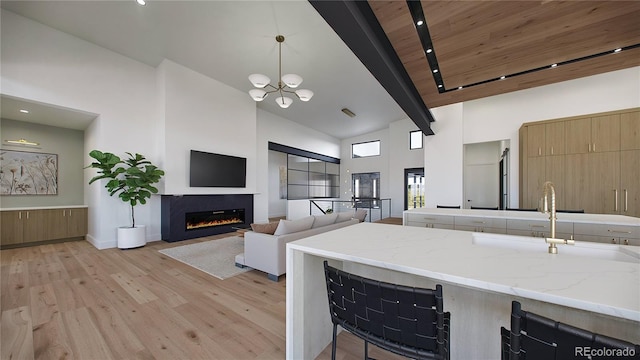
[161,194,254,242]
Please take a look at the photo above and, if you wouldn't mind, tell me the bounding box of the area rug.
[159,236,251,280]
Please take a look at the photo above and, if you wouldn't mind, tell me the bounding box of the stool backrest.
[324,261,449,359]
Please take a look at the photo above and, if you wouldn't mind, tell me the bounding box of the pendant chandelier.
[248,35,313,108]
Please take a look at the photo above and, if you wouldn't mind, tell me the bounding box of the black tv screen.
[190,150,247,187]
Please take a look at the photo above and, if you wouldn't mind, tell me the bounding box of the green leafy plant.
[86,150,164,228]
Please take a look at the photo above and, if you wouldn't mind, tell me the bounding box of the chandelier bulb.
[275,96,293,108]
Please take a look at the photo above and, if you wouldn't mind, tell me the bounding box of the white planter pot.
[117,225,146,249]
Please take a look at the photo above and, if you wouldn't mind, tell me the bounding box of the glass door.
[405,168,425,210]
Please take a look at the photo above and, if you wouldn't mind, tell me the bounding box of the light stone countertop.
[404,207,640,226]
[404,208,640,227]
[288,222,640,321]
[0,205,88,211]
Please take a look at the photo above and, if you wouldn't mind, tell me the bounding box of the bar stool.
[501,301,639,360]
[323,261,450,359]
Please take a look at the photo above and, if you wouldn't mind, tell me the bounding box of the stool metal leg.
[331,324,337,360]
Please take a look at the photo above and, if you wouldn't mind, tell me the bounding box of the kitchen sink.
[471,232,640,263]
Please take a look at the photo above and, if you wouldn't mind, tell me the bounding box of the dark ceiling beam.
[309,0,435,136]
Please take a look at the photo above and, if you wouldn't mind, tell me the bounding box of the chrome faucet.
[539,181,574,254]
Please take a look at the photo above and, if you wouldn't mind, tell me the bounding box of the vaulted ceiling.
[2,1,639,137]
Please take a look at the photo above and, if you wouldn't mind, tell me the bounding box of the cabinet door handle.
[624,189,628,212]
[19,211,22,220]
[551,146,554,155]
[608,229,632,234]
[593,143,596,152]
[530,225,546,228]
[26,211,29,219]
[63,210,66,217]
[69,210,72,217]
[613,189,618,212]
[538,147,541,156]
[588,143,591,152]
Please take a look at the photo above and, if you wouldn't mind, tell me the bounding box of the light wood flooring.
[1,229,405,360]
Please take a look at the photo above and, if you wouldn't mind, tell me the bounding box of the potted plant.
[86,150,165,249]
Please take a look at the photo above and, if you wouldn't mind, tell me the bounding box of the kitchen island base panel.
[287,253,640,360]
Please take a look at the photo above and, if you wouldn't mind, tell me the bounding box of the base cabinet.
[0,210,46,245]
[1,208,87,247]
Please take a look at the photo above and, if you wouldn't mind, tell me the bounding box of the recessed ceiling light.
[426,48,433,54]
[19,109,29,114]
[433,69,438,73]
[614,48,622,53]
[438,84,443,88]
[136,0,146,5]
[551,63,558,68]
[416,20,424,26]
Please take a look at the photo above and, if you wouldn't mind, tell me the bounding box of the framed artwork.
[0,149,58,195]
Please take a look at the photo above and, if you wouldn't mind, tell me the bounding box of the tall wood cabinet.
[0,207,87,247]
[520,108,640,218]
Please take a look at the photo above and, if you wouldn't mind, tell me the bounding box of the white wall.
[268,150,287,218]
[157,60,257,195]
[389,119,424,215]
[426,67,640,209]
[340,119,424,218]
[340,128,389,205]
[1,10,158,249]
[425,103,465,208]
[255,109,341,223]
[1,11,259,248]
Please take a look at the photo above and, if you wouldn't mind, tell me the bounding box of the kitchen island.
[286,222,639,359]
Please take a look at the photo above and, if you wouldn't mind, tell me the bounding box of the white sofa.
[235,210,366,281]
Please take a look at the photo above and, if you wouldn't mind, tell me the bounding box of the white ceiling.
[0,0,408,139]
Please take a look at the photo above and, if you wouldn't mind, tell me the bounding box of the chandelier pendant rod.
[277,35,285,104]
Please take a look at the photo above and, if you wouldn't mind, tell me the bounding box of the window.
[287,154,340,200]
[352,140,380,158]
[410,130,423,150]
[352,172,380,208]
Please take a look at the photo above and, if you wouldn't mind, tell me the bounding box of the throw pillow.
[354,209,368,222]
[335,210,356,223]
[273,216,315,235]
[250,221,279,235]
[311,213,338,228]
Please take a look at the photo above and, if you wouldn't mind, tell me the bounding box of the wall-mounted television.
[189,150,247,188]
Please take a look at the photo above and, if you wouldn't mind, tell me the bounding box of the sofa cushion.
[335,210,356,223]
[273,216,315,236]
[312,213,338,228]
[250,221,279,235]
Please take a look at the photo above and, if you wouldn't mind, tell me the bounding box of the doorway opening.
[404,168,425,210]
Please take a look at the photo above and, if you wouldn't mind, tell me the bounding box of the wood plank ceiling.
[369,1,640,109]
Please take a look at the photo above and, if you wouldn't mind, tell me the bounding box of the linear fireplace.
[186,209,245,231]
[161,194,253,242]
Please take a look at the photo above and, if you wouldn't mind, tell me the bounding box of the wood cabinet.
[565,115,620,154]
[0,207,87,247]
[620,111,640,150]
[520,108,640,217]
[0,209,46,245]
[527,122,565,157]
[620,150,640,217]
[573,223,640,246]
[43,208,88,240]
[454,216,506,233]
[404,213,454,229]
